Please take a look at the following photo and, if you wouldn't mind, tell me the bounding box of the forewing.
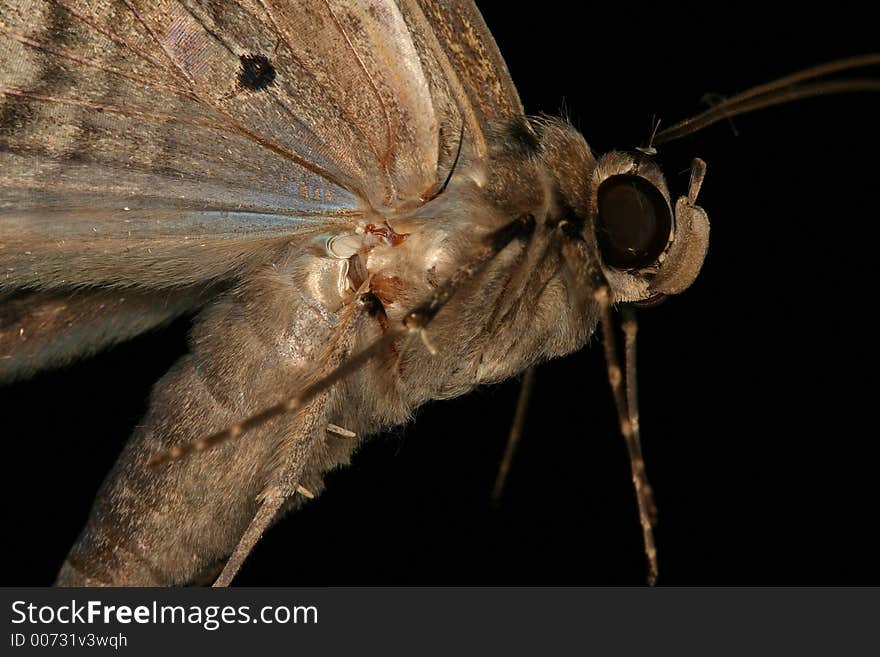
[0,0,449,380]
[0,0,523,376]
[406,0,523,125]
[0,0,475,289]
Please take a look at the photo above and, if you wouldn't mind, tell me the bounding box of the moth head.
[590,150,710,304]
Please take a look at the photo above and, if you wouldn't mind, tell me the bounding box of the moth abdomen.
[51,242,371,585]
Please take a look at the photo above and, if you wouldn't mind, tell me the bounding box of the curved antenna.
[636,115,662,155]
[655,53,880,145]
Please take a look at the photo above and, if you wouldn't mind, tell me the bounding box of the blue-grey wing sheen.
[0,0,524,379]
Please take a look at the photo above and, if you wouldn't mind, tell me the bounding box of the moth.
[1,1,877,587]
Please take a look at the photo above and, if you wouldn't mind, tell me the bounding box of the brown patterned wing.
[0,0,471,289]
[407,0,523,125]
[0,0,506,376]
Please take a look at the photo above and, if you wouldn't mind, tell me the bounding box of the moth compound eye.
[596,175,672,270]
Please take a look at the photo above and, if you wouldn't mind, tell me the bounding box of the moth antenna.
[701,93,740,137]
[491,365,537,504]
[149,213,536,467]
[595,287,659,586]
[655,53,880,144]
[636,115,661,155]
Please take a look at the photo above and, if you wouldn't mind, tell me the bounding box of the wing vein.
[0,21,198,100]
[249,0,388,199]
[0,84,359,194]
[120,0,198,89]
[320,0,396,178]
[50,0,190,85]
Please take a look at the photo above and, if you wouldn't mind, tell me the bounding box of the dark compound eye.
[596,175,672,270]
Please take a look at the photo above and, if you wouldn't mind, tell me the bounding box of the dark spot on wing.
[238,54,276,91]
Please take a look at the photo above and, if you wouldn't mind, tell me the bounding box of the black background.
[2,1,879,586]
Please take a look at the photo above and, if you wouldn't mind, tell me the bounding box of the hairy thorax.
[319,121,601,432]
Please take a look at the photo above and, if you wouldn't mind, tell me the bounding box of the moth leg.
[212,494,284,587]
[296,485,316,498]
[212,406,331,588]
[212,479,323,587]
[402,214,536,338]
[623,309,659,580]
[326,423,357,438]
[491,366,536,504]
[149,329,399,467]
[212,213,540,584]
[149,213,538,585]
[596,290,659,585]
[150,213,537,464]
[213,305,364,587]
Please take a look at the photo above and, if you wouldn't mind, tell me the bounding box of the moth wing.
[405,0,523,126]
[0,0,533,582]
[1,0,435,285]
[0,0,509,376]
[0,0,528,290]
